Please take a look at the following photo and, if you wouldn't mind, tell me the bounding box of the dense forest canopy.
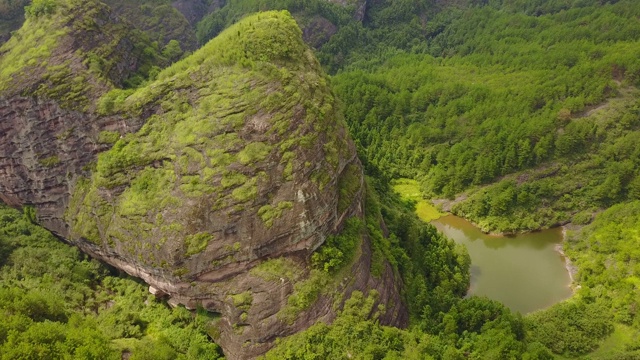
[0,205,223,359]
[332,0,640,232]
[0,0,639,359]
[0,0,28,41]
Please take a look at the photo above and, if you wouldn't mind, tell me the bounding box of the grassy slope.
[0,1,68,92]
[392,178,444,222]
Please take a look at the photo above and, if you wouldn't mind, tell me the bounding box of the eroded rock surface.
[0,6,406,359]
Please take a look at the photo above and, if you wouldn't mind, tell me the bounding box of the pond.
[432,215,573,314]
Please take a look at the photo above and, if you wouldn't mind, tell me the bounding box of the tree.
[162,40,182,62]
[25,0,56,17]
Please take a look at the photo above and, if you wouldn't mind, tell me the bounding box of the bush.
[311,217,362,273]
[25,0,57,17]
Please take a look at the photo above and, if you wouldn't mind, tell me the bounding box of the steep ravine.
[0,5,406,359]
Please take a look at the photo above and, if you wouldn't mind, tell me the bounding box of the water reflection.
[432,215,572,314]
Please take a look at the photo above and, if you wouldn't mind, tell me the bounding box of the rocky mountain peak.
[0,6,405,359]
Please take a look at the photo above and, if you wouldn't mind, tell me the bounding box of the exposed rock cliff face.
[0,97,142,237]
[0,0,154,229]
[0,6,406,359]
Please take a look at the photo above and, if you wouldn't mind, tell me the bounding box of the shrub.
[25,0,57,18]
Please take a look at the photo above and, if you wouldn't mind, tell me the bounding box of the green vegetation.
[265,291,410,360]
[25,0,57,17]
[521,201,640,358]
[330,0,640,233]
[392,178,445,222]
[336,162,362,214]
[0,0,168,109]
[312,217,362,273]
[195,0,354,46]
[38,155,60,167]
[0,0,28,44]
[98,131,121,144]
[278,216,363,322]
[364,177,470,321]
[527,300,614,355]
[267,288,546,359]
[184,232,213,256]
[588,324,639,360]
[452,88,640,233]
[0,204,222,359]
[250,257,302,282]
[237,142,272,165]
[257,201,293,228]
[279,269,331,324]
[103,0,197,52]
[0,2,66,92]
[230,292,253,310]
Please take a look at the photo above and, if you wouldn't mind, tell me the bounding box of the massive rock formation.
[0,0,153,233]
[0,3,406,359]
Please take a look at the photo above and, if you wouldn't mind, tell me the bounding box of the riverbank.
[392,178,580,298]
[557,226,581,292]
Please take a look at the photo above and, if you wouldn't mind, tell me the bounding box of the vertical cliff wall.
[0,5,406,359]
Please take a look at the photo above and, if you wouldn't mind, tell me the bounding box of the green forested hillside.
[195,0,354,46]
[526,201,640,358]
[0,205,222,359]
[333,0,640,233]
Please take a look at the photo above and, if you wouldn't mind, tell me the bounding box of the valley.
[0,0,639,359]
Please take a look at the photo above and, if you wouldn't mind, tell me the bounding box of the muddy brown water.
[432,215,573,314]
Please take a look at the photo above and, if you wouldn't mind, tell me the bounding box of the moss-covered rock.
[67,10,356,275]
[0,7,405,359]
[0,0,164,110]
